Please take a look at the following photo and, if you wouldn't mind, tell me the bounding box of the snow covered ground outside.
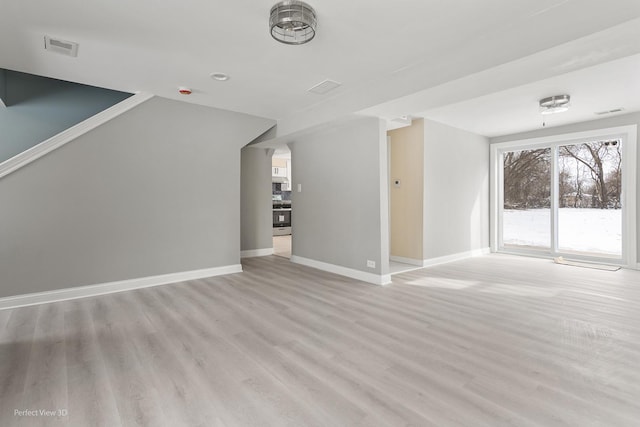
[503,208,622,255]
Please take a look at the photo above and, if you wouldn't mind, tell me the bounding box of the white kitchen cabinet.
[272,166,287,177]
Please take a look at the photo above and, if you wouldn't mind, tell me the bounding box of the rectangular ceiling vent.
[44,36,79,57]
[308,79,342,95]
[594,108,624,116]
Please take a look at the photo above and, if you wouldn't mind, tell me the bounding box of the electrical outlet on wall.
[367,260,376,268]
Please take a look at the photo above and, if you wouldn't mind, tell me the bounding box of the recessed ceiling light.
[210,72,230,81]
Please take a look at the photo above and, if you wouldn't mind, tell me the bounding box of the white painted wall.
[423,119,490,259]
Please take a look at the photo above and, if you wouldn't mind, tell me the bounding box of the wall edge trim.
[390,255,423,266]
[241,248,274,258]
[0,263,241,310]
[0,91,154,179]
[422,247,491,268]
[290,255,392,285]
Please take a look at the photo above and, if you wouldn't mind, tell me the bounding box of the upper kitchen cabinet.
[272,157,291,190]
[272,166,287,177]
[272,158,287,175]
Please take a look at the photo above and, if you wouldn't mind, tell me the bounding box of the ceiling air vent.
[44,36,79,57]
[594,108,624,116]
[308,79,341,95]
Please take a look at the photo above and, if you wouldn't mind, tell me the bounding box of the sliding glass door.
[495,130,634,264]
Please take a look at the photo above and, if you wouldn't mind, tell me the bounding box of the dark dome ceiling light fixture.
[270,1,317,45]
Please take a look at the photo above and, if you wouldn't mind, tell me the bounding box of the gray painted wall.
[290,117,389,275]
[241,146,274,252]
[0,69,131,163]
[491,112,640,263]
[423,119,490,259]
[0,96,274,298]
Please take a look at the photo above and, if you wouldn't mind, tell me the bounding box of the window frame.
[490,125,637,267]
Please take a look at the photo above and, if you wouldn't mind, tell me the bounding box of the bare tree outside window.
[558,141,622,209]
[503,148,550,210]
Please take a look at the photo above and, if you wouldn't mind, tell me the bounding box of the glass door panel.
[557,140,622,257]
[502,148,551,251]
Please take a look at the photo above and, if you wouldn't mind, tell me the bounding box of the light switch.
[297,183,302,192]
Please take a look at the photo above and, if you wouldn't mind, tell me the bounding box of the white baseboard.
[241,248,274,258]
[423,247,491,268]
[390,255,423,266]
[0,264,242,311]
[290,255,391,286]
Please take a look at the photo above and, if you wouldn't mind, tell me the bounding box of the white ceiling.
[2,0,640,139]
[415,54,640,137]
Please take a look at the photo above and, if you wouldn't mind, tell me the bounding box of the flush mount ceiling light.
[270,1,317,45]
[539,94,571,115]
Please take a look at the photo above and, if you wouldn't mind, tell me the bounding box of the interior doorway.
[387,131,424,275]
[272,147,292,258]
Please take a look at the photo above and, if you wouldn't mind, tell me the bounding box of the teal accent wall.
[0,70,132,163]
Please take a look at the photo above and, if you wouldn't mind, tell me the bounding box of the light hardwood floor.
[2,254,640,426]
